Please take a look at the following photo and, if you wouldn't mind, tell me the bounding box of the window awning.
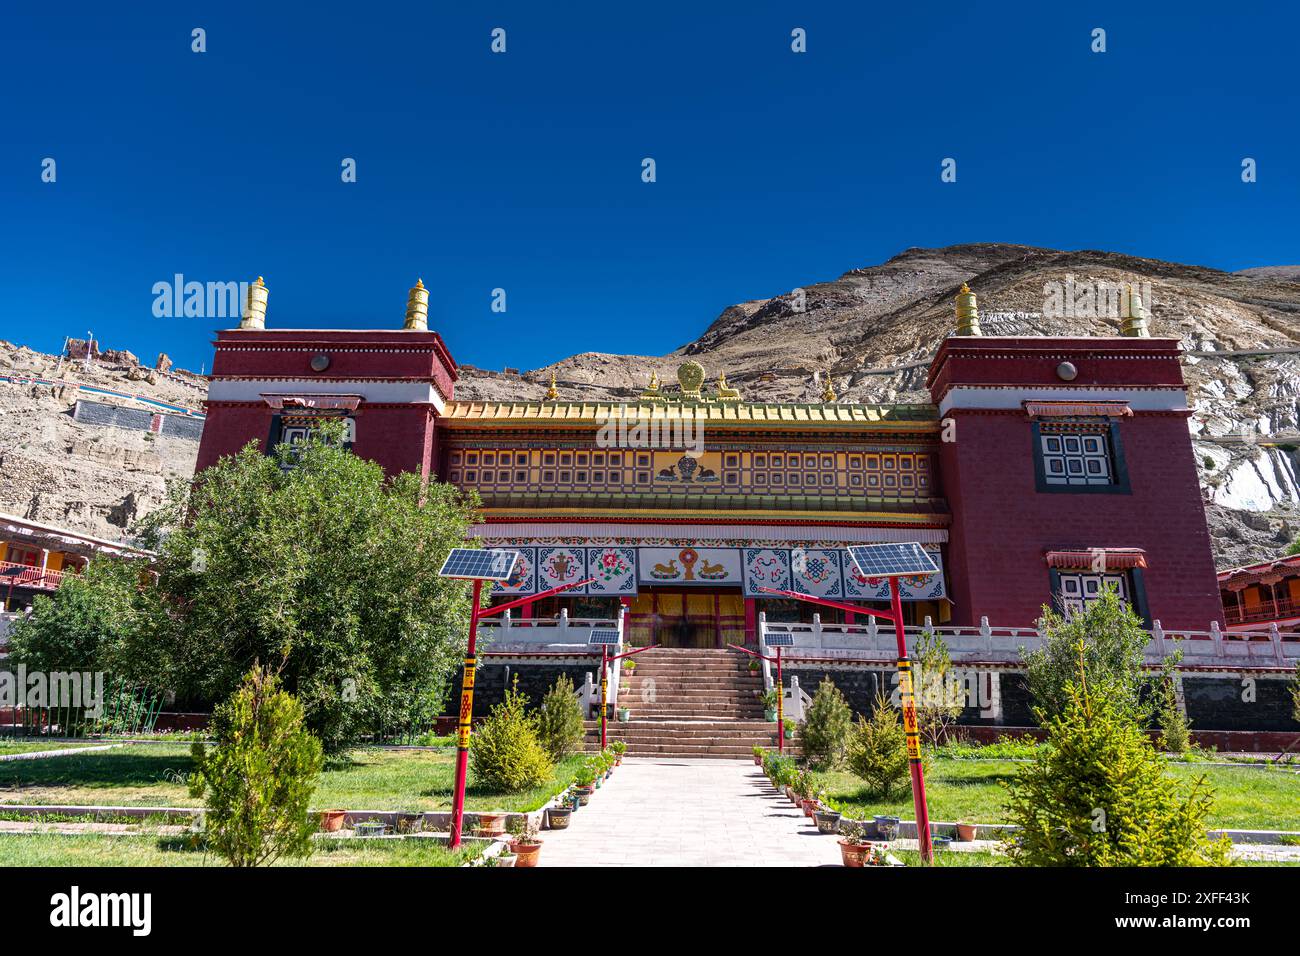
[260,393,363,411]
[1024,401,1132,418]
[1045,548,1147,570]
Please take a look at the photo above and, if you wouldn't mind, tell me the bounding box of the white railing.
[758,613,1299,669]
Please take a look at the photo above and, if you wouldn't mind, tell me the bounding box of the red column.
[744,597,756,645]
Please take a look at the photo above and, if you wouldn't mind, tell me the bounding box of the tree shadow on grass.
[0,751,195,791]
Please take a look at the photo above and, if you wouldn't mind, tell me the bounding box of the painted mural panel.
[490,546,536,595]
[742,548,791,596]
[585,547,637,595]
[790,547,844,598]
[638,546,741,585]
[536,546,587,594]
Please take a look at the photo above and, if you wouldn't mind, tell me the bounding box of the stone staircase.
[584,647,779,759]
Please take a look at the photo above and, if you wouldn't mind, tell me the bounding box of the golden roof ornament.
[1120,283,1150,337]
[955,282,981,336]
[715,370,741,402]
[404,278,429,331]
[640,370,667,403]
[820,370,837,403]
[677,360,706,401]
[240,276,268,330]
[544,370,559,401]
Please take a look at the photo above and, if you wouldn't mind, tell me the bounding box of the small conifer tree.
[799,678,853,769]
[536,674,585,761]
[470,676,554,792]
[845,691,911,798]
[189,666,324,867]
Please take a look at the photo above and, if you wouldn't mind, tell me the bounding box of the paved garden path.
[540,757,843,867]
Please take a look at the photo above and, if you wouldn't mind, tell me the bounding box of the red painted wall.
[931,337,1224,630]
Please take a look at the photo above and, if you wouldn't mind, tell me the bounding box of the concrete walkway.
[540,757,843,867]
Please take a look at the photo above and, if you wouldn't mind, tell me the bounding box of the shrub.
[189,666,324,867]
[799,678,852,769]
[913,630,964,746]
[1156,657,1191,754]
[535,674,585,761]
[1003,641,1231,867]
[469,677,554,792]
[1024,587,1152,724]
[1290,663,1300,724]
[845,692,910,798]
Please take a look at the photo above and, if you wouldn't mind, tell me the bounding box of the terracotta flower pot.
[318,810,346,832]
[838,840,872,868]
[802,799,817,818]
[955,822,978,842]
[475,813,507,837]
[510,839,543,868]
[753,754,763,765]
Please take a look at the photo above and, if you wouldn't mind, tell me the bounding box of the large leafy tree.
[130,427,479,751]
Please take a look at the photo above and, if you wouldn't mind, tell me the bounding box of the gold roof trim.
[442,400,939,428]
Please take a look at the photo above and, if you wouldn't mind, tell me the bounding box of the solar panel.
[438,548,521,581]
[847,542,938,579]
[587,629,621,646]
[763,633,794,647]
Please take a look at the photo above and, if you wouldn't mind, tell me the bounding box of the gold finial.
[404,278,429,330]
[955,282,981,337]
[545,370,559,401]
[241,276,269,329]
[649,371,660,389]
[1120,283,1150,337]
[820,370,837,403]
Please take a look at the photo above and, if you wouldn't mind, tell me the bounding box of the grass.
[817,757,1300,831]
[0,832,481,867]
[0,741,102,756]
[0,742,589,812]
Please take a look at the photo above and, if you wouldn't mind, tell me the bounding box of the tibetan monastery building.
[196,279,1227,644]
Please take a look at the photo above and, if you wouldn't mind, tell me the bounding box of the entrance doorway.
[626,589,745,647]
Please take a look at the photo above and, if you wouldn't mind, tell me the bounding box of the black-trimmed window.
[1032,419,1129,493]
[1048,567,1150,625]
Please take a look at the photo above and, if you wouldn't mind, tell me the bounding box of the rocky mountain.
[0,340,203,541]
[2,244,1296,568]
[456,244,1300,569]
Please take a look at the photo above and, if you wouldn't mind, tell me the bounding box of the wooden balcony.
[0,561,66,591]
[1224,596,1300,625]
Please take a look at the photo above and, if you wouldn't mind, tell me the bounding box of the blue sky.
[1,2,1295,374]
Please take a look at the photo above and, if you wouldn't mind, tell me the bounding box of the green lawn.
[0,741,102,756]
[817,758,1300,831]
[0,832,480,866]
[0,743,587,813]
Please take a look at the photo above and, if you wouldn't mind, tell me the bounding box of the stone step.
[585,719,776,730]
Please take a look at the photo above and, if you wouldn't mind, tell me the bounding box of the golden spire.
[1120,283,1150,337]
[404,278,429,331]
[820,370,837,403]
[649,370,659,389]
[241,276,269,329]
[545,370,559,401]
[716,369,740,402]
[955,282,981,336]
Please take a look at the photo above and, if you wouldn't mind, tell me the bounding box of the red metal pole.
[449,579,482,850]
[600,645,609,750]
[776,645,784,755]
[890,577,933,864]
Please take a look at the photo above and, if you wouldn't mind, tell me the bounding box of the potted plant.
[873,815,901,841]
[752,745,765,766]
[622,658,637,673]
[795,771,818,817]
[494,849,518,867]
[546,804,572,830]
[318,810,347,832]
[838,824,873,868]
[814,797,843,835]
[475,812,508,838]
[617,706,630,722]
[610,740,627,764]
[784,718,797,740]
[955,821,978,842]
[932,835,952,851]
[573,766,596,804]
[748,658,761,672]
[758,688,779,722]
[353,820,387,838]
[394,811,424,835]
[507,815,544,868]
